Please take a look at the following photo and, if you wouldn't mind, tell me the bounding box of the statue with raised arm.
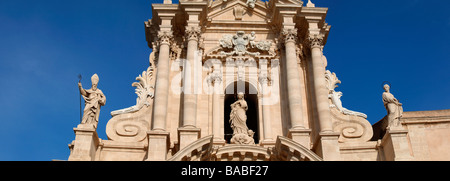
[229,92,255,144]
[78,74,106,129]
[382,84,403,129]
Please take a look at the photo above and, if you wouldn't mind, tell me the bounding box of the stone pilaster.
[146,130,170,161]
[210,70,225,145]
[259,59,274,145]
[314,132,341,161]
[380,129,413,161]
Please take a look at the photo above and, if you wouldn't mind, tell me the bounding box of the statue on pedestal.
[229,92,255,144]
[78,74,106,129]
[382,84,403,129]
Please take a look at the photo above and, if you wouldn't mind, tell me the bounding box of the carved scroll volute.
[105,111,151,143]
[331,109,374,143]
[325,70,373,143]
[106,66,155,143]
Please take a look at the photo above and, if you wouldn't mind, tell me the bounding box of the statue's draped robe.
[82,88,106,128]
[382,92,403,126]
[229,100,248,135]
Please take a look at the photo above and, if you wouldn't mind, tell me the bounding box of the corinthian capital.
[157,30,174,45]
[306,34,324,48]
[281,28,298,43]
[185,26,201,41]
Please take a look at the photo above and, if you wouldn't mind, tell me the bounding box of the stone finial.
[306,0,315,7]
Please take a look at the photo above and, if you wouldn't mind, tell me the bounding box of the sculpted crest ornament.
[219,31,272,56]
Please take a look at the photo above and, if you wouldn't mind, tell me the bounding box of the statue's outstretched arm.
[78,83,87,97]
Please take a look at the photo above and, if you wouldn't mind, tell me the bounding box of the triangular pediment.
[207,0,270,23]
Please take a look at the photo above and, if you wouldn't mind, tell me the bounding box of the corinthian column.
[152,30,173,132]
[182,26,201,128]
[307,33,333,133]
[282,28,305,129]
[146,30,173,161]
[178,26,202,150]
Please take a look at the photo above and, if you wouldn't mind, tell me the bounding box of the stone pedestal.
[381,129,413,161]
[288,129,311,149]
[146,131,170,161]
[178,127,201,150]
[316,131,341,161]
[68,124,100,161]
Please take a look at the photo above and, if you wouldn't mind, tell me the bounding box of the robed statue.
[78,74,106,129]
[382,84,403,130]
[229,92,255,144]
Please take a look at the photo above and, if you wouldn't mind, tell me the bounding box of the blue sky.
[0,0,448,161]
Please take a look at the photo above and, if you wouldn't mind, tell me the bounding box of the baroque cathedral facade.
[67,0,450,161]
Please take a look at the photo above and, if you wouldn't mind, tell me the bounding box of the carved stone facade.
[68,0,450,161]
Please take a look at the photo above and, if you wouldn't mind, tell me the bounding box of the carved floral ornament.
[281,28,298,43]
[306,33,324,48]
[157,30,174,45]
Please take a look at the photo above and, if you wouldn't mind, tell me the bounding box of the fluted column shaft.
[309,34,333,133]
[283,28,305,129]
[152,31,172,131]
[182,26,201,128]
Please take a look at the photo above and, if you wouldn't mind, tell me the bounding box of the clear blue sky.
[0,0,448,161]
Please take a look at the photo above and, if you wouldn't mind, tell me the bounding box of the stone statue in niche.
[382,84,404,129]
[78,74,106,129]
[229,92,255,144]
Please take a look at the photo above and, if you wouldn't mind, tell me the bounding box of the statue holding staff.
[78,74,106,129]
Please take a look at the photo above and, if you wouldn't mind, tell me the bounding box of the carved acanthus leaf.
[281,28,298,43]
[306,33,324,48]
[326,70,368,119]
[157,30,174,45]
[110,66,155,116]
[185,26,201,41]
